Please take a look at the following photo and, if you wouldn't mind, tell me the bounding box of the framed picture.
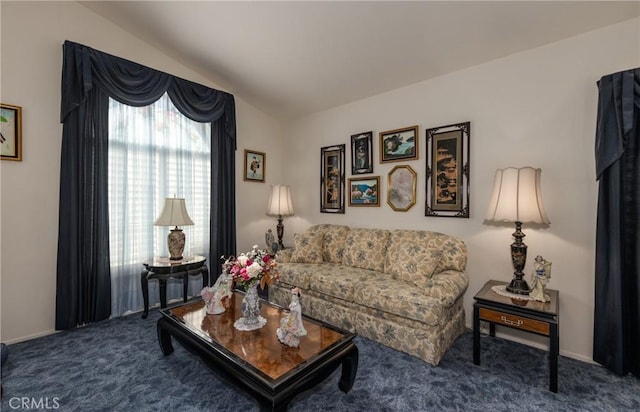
[244,149,265,182]
[348,176,380,207]
[425,121,470,218]
[387,165,416,211]
[1,103,22,161]
[320,144,345,213]
[351,131,373,174]
[379,125,418,163]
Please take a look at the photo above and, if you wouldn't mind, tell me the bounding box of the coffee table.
[156,293,358,411]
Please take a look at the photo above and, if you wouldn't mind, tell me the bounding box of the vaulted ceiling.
[82,1,639,120]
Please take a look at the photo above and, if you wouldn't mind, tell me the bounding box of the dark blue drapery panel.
[593,68,640,376]
[56,40,236,329]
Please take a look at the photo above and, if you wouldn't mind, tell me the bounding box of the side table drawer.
[479,307,550,336]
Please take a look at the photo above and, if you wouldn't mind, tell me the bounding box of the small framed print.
[348,176,380,207]
[425,121,470,218]
[244,149,265,182]
[351,131,373,174]
[1,103,22,161]
[387,165,416,212]
[320,144,345,213]
[380,125,418,163]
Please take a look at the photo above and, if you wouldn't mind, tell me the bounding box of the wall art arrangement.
[0,103,22,161]
[348,176,380,207]
[425,121,470,218]
[350,131,373,175]
[379,125,418,163]
[244,149,265,182]
[387,165,416,211]
[320,144,345,213]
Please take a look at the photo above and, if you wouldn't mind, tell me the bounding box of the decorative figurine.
[265,229,277,254]
[529,255,552,302]
[276,288,307,347]
[201,270,233,315]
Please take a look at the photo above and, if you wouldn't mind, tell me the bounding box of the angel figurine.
[276,288,307,347]
[529,255,552,302]
[201,270,233,315]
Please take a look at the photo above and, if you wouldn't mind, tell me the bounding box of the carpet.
[1,308,638,411]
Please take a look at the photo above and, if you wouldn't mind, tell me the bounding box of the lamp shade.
[154,197,195,227]
[485,167,550,224]
[266,185,295,217]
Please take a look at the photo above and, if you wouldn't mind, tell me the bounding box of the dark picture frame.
[320,144,345,213]
[0,103,22,161]
[425,122,470,218]
[379,125,418,163]
[387,165,417,211]
[351,131,373,174]
[348,176,380,207]
[244,149,265,182]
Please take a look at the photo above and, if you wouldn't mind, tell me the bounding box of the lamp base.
[506,278,531,295]
[167,227,185,261]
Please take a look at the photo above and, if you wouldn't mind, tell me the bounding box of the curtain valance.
[60,40,236,144]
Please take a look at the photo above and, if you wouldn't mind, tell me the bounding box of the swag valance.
[56,40,237,330]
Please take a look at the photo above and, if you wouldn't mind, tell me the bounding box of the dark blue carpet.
[2,308,638,411]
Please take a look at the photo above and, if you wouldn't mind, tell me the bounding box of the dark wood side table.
[141,255,209,319]
[473,279,559,392]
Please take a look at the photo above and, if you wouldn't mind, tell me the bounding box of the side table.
[141,255,209,319]
[473,279,559,392]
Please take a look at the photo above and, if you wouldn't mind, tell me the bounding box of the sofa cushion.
[342,228,390,272]
[275,262,317,289]
[352,276,445,326]
[308,264,380,301]
[307,224,350,263]
[290,232,324,263]
[384,230,452,288]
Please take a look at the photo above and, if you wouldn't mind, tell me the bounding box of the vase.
[233,282,267,331]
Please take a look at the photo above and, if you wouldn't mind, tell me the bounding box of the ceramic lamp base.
[167,227,185,260]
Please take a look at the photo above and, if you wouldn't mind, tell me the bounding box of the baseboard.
[4,329,60,345]
[466,325,596,365]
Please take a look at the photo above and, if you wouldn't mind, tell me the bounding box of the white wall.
[282,18,640,362]
[0,1,282,343]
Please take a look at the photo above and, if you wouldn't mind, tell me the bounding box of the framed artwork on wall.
[320,144,345,213]
[425,121,470,218]
[351,131,373,175]
[379,125,418,163]
[348,176,380,207]
[244,149,265,182]
[0,103,22,161]
[387,165,416,211]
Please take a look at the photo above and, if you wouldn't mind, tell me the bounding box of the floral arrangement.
[223,245,279,290]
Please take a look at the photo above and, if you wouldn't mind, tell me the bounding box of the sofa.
[269,224,468,366]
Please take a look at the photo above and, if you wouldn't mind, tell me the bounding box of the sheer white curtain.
[108,93,211,317]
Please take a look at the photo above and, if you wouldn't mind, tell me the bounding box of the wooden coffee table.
[157,293,358,411]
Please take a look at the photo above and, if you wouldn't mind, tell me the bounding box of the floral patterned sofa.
[269,224,468,365]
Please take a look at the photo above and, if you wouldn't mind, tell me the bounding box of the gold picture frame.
[244,149,265,182]
[0,103,22,161]
[387,165,416,211]
[348,176,380,207]
[379,125,418,163]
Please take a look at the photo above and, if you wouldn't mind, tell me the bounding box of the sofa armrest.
[423,270,469,307]
[276,249,294,263]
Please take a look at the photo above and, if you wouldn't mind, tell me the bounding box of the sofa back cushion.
[384,230,466,289]
[307,224,350,263]
[290,231,324,263]
[342,228,390,272]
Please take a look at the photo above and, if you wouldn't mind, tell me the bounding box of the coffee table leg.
[157,318,174,356]
[338,344,359,393]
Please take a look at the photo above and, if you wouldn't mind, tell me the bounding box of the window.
[108,93,211,316]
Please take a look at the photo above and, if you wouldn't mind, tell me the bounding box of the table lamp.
[266,185,295,250]
[154,197,194,260]
[485,167,550,294]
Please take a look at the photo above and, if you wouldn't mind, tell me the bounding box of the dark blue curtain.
[56,40,237,329]
[593,68,640,376]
